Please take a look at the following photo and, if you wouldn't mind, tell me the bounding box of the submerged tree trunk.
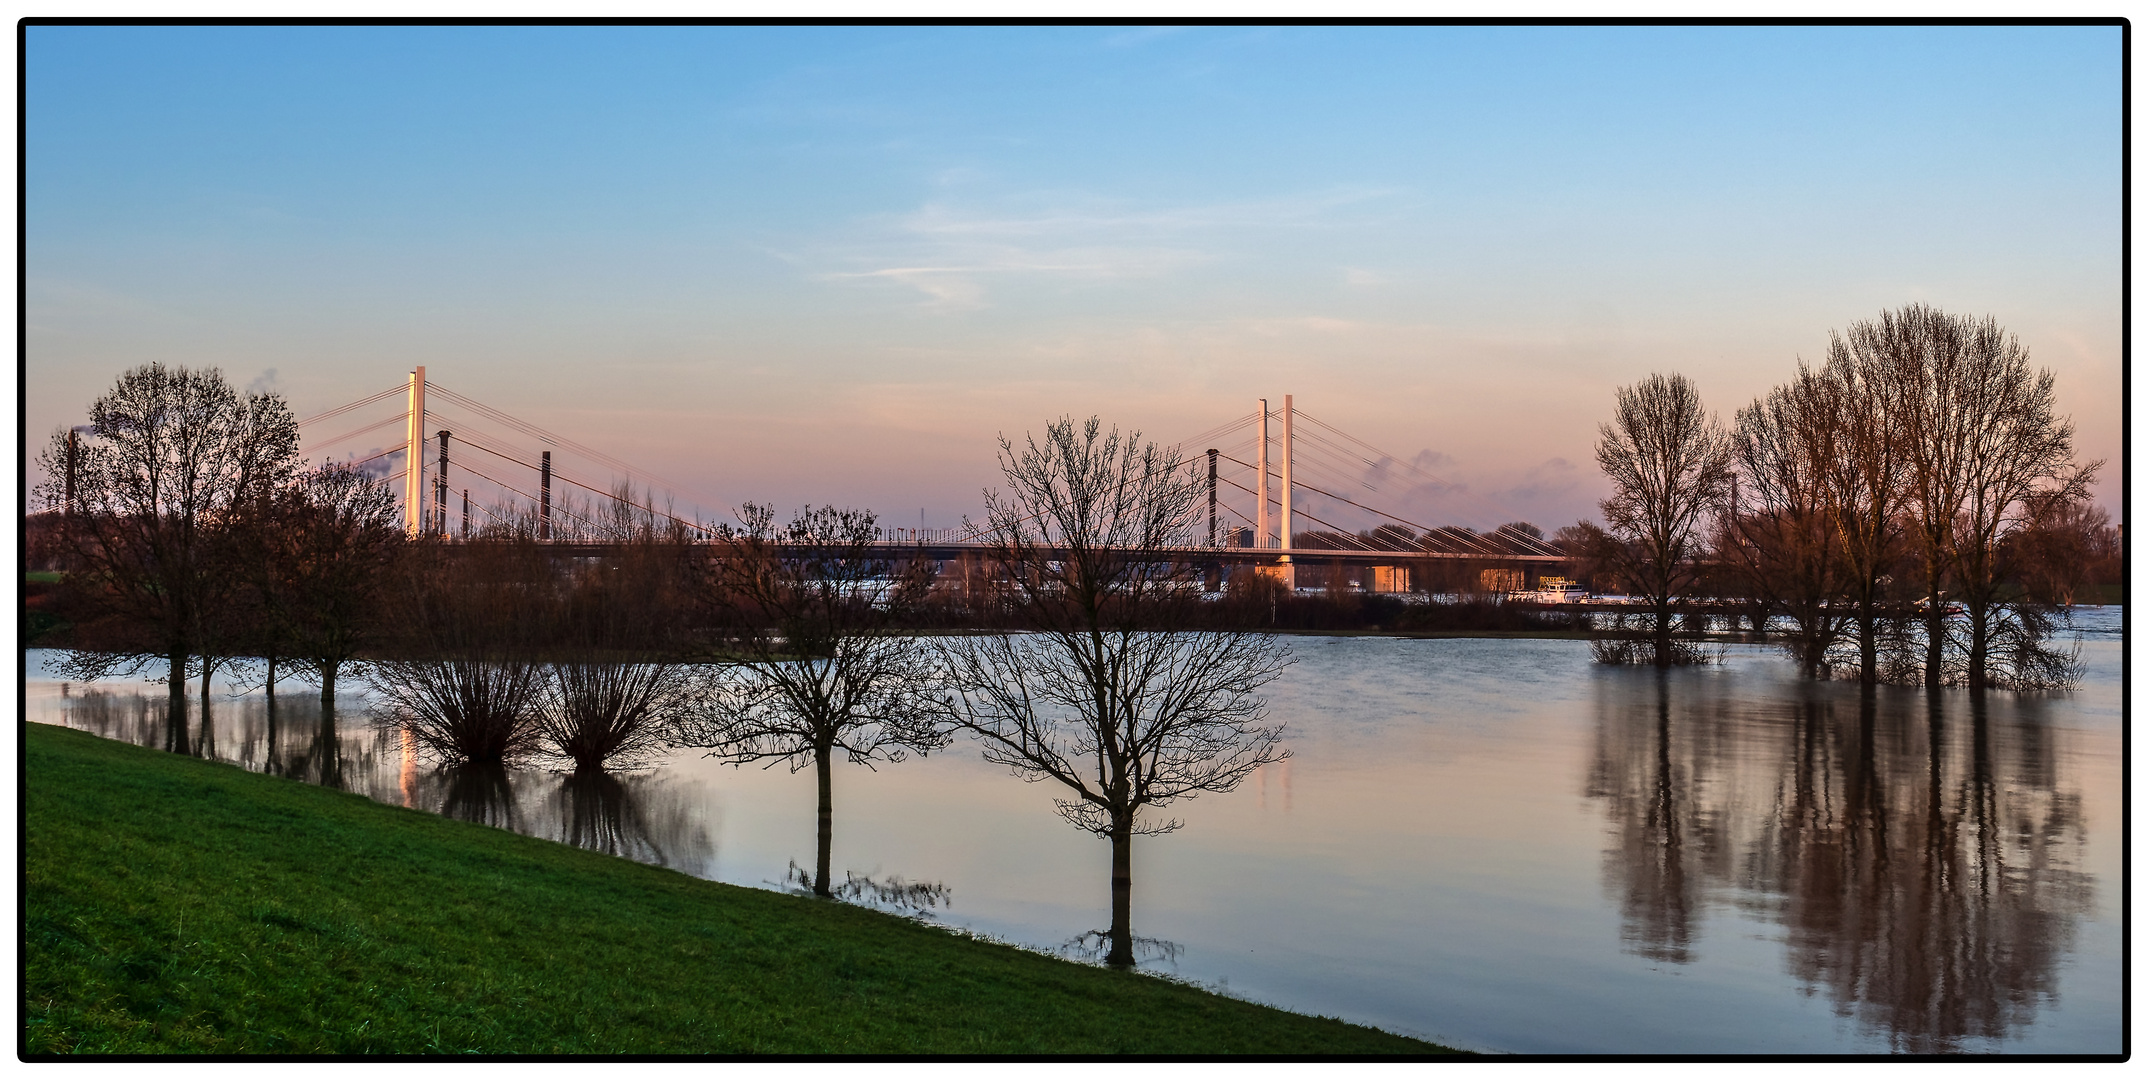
[266,655,280,768]
[198,659,215,757]
[1922,564,1946,687]
[814,743,834,899]
[1855,601,1878,685]
[317,697,341,789]
[1107,814,1134,968]
[168,645,190,756]
[1965,600,1992,690]
[1653,599,1675,668]
[319,659,338,717]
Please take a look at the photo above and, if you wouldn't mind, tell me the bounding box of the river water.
[23,611,2124,1055]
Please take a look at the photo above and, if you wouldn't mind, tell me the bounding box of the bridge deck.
[517,540,1568,565]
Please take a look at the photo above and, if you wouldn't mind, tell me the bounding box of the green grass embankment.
[24,724,1453,1055]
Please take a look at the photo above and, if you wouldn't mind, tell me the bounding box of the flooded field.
[24,608,2124,1054]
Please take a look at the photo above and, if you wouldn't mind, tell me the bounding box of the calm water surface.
[24,611,2123,1054]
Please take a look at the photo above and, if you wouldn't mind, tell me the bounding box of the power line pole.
[1207,448,1218,548]
[435,430,450,538]
[540,450,552,541]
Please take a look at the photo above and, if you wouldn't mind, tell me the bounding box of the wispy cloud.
[807,186,1400,311]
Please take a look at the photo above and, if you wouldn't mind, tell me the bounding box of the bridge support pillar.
[1255,399,1269,550]
[404,367,426,537]
[1279,394,1293,584]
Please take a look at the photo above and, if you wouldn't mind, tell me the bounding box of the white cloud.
[805,186,1401,311]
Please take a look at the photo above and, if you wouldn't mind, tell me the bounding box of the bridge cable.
[1274,434,1563,557]
[303,413,408,456]
[1168,410,1261,456]
[294,384,406,429]
[1283,437,1545,552]
[1209,474,1388,552]
[1219,452,1540,558]
[426,383,706,505]
[1291,408,1556,548]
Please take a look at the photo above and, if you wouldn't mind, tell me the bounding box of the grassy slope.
[24,725,1452,1055]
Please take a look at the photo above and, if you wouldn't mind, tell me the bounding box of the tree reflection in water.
[1588,672,2093,1051]
[401,764,718,875]
[550,769,715,872]
[50,685,719,878]
[59,689,159,747]
[58,688,380,791]
[433,763,520,829]
[286,699,350,789]
[777,860,952,919]
[1058,930,1183,971]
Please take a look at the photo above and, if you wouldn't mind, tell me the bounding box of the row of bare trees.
[285,416,1291,971]
[33,364,407,753]
[39,370,1289,971]
[1587,304,2102,689]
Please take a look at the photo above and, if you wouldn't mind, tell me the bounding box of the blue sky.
[25,24,2122,531]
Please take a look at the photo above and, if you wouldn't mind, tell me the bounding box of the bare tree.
[1853,305,1972,685]
[1724,365,1852,677]
[367,537,549,767]
[538,660,695,771]
[674,504,946,898]
[535,495,697,772]
[33,364,299,753]
[1594,373,1734,666]
[238,463,407,724]
[941,417,1291,969]
[1816,333,1909,683]
[1857,305,2097,688]
[1946,318,2098,688]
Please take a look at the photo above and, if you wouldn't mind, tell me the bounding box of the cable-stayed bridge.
[297,371,1570,579]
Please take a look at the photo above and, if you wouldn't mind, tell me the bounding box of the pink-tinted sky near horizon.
[25,26,2122,533]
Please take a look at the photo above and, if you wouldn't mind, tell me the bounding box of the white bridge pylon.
[299,370,1560,561]
[404,366,427,537]
[294,365,711,542]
